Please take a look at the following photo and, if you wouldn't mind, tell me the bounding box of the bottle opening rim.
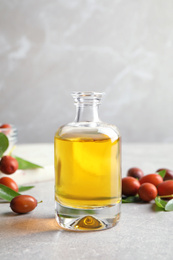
[71,91,104,105]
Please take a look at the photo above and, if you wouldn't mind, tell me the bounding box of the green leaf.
[157,170,166,179]
[14,156,43,169]
[155,197,167,209]
[0,184,20,202]
[122,195,141,203]
[18,185,34,192]
[0,133,9,157]
[165,199,173,211]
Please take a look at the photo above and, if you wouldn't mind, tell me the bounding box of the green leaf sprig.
[122,194,173,211]
[157,170,166,179]
[0,133,9,157]
[0,184,20,201]
[122,195,141,203]
[155,196,173,211]
[0,184,35,202]
[0,132,42,202]
[18,185,35,192]
[14,156,43,170]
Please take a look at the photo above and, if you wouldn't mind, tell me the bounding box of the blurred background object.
[0,123,17,153]
[0,0,173,143]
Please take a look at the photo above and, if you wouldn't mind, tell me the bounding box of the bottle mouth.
[71,91,104,105]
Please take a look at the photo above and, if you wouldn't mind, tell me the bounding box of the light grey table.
[0,143,173,260]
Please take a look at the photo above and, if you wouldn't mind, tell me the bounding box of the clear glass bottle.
[54,92,121,231]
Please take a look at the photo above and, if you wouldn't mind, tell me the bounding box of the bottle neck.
[74,104,100,123]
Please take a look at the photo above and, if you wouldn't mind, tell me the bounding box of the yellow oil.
[54,132,121,208]
[73,216,104,230]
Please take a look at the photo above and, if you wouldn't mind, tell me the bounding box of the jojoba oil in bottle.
[54,92,121,231]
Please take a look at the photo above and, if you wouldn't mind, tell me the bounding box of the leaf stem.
[7,145,16,156]
[157,194,173,198]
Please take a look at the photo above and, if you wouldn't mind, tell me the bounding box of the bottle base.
[55,201,121,231]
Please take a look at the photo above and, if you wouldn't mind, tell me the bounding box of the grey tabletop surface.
[0,143,173,260]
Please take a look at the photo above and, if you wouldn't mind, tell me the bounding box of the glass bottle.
[54,91,121,231]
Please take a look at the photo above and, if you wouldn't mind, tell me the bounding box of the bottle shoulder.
[55,121,121,141]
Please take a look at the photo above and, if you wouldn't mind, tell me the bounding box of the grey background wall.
[0,0,173,143]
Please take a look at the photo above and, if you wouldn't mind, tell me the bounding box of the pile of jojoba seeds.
[0,155,37,214]
[122,167,173,202]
